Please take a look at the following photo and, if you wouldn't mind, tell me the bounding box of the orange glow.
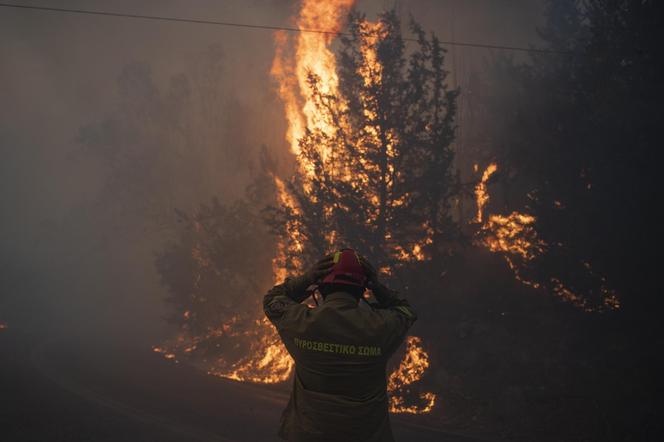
[481,212,545,261]
[387,336,437,413]
[271,0,355,172]
[206,317,293,384]
[474,163,619,312]
[474,162,497,223]
[156,1,436,414]
[154,315,293,384]
[272,176,305,283]
[269,1,436,413]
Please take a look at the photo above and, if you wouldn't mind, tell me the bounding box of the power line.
[0,2,574,56]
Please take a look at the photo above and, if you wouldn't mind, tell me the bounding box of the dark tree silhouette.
[155,198,275,334]
[154,143,279,334]
[468,0,661,311]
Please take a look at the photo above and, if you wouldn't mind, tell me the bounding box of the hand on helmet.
[303,254,335,286]
[358,255,379,288]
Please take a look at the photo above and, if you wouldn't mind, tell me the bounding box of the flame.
[271,0,354,171]
[387,336,437,413]
[481,212,545,261]
[206,317,293,383]
[154,315,293,384]
[270,0,436,413]
[474,162,497,223]
[156,1,436,414]
[155,201,295,384]
[474,163,619,312]
[156,0,356,390]
[272,175,306,282]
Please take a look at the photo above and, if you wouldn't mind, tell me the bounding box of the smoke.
[4,3,661,440]
[0,0,544,344]
[0,0,287,342]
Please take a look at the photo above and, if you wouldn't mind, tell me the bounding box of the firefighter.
[264,248,417,442]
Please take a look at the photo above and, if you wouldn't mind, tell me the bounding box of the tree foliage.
[266,10,459,285]
[155,197,275,334]
[473,0,662,311]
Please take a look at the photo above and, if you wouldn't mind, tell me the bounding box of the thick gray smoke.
[0,0,543,345]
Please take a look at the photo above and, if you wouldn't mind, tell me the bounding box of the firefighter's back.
[291,293,391,399]
[274,291,409,441]
[263,251,416,441]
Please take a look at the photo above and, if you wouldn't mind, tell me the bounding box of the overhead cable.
[0,2,575,55]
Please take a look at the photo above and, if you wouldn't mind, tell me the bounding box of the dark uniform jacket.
[263,275,417,442]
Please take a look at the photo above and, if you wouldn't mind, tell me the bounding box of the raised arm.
[263,255,334,325]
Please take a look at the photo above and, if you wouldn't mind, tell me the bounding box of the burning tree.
[267,3,454,413]
[268,9,460,283]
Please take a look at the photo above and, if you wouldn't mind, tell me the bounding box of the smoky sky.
[0,0,544,344]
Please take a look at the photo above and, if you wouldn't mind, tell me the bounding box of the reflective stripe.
[293,337,382,357]
[333,251,341,263]
[394,305,414,318]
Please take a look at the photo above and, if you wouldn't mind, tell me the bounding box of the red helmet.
[321,248,367,287]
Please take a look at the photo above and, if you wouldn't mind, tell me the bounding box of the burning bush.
[153,198,290,381]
